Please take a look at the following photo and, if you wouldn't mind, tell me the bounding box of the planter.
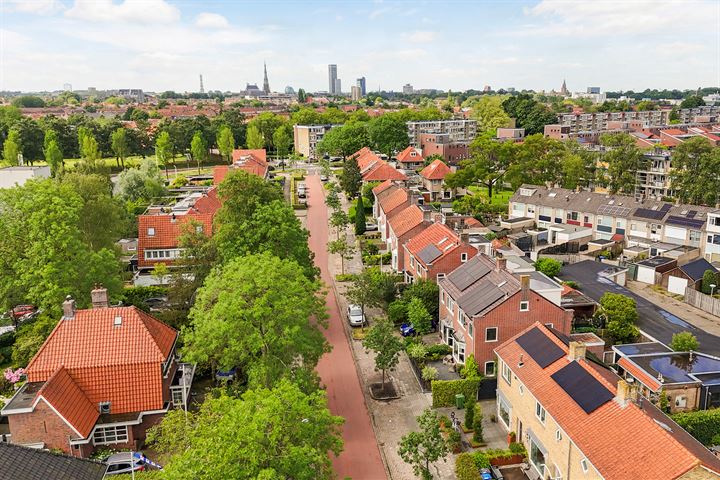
[507,432,516,445]
[490,454,525,467]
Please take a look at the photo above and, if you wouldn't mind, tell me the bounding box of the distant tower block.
[199,74,205,94]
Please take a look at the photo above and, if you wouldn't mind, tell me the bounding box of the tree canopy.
[599,293,639,344]
[597,133,647,194]
[669,137,720,205]
[670,331,699,352]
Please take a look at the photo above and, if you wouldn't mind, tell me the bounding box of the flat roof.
[589,238,614,245]
[629,352,720,385]
[614,342,673,356]
[637,256,675,268]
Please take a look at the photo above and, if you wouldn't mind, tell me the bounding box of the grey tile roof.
[680,258,718,282]
[0,443,106,480]
[417,244,443,264]
[457,282,505,317]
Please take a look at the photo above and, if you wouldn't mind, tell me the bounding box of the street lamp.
[711,284,716,297]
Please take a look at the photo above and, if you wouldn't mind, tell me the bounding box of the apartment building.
[678,105,720,124]
[407,119,477,147]
[438,254,572,374]
[495,323,720,480]
[509,185,720,261]
[634,151,674,200]
[418,133,470,165]
[293,124,337,159]
[555,110,671,134]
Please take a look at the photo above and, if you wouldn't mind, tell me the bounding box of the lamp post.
[711,284,716,297]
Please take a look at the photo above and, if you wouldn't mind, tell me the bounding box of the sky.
[1,0,719,94]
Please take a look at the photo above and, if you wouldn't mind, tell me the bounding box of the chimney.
[91,285,109,309]
[520,274,530,291]
[62,295,76,320]
[567,341,587,361]
[615,379,635,408]
[496,257,507,272]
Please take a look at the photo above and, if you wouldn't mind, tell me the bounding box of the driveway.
[306,173,387,479]
[560,260,720,356]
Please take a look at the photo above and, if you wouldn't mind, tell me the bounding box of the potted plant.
[507,431,516,445]
[447,430,462,453]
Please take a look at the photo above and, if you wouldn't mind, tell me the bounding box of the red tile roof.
[27,306,177,415]
[214,151,268,184]
[38,367,98,438]
[464,217,481,227]
[388,205,424,237]
[419,159,451,180]
[396,146,424,163]
[495,323,719,480]
[363,161,408,182]
[378,187,409,216]
[232,148,267,162]
[372,179,394,195]
[661,128,687,136]
[405,222,461,265]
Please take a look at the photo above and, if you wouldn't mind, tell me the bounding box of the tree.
[702,269,719,295]
[444,132,515,199]
[272,124,292,159]
[246,123,264,149]
[362,318,404,392]
[562,140,596,189]
[217,125,235,164]
[407,297,432,335]
[182,253,329,391]
[505,134,566,189]
[535,257,562,278]
[77,127,100,173]
[599,293,639,344]
[669,137,720,205]
[330,209,350,239]
[341,155,362,198]
[190,130,208,174]
[345,268,386,318]
[317,122,370,158]
[680,95,705,109]
[327,237,355,275]
[2,129,20,165]
[248,112,285,149]
[369,114,409,158]
[44,138,63,177]
[325,184,341,211]
[297,88,306,103]
[355,195,367,235]
[501,94,557,135]
[0,179,122,317]
[398,408,449,480]
[11,314,58,367]
[466,95,513,133]
[113,158,167,204]
[464,397,475,430]
[11,95,45,108]
[110,127,129,169]
[598,133,648,194]
[148,380,343,480]
[670,331,699,352]
[402,279,440,320]
[154,130,174,178]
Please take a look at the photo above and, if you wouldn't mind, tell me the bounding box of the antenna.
[199,74,205,94]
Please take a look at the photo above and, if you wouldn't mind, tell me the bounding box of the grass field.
[467,185,513,205]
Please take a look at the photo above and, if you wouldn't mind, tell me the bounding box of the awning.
[611,233,625,242]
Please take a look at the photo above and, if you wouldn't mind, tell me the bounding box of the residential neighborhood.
[1,1,720,479]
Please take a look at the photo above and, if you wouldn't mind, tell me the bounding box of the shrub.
[335,273,355,282]
[363,242,379,255]
[122,285,167,312]
[425,343,453,361]
[472,411,484,443]
[701,270,720,295]
[407,297,432,335]
[473,452,491,469]
[421,366,438,382]
[562,280,581,290]
[406,342,427,360]
[460,354,481,379]
[431,378,481,407]
[535,257,562,278]
[455,453,482,480]
[465,398,475,430]
[671,409,720,446]
[388,300,409,325]
[447,429,462,452]
[670,331,699,352]
[169,175,188,188]
[508,442,526,456]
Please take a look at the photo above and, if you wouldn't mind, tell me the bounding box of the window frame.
[484,361,496,377]
[520,301,530,312]
[93,425,129,446]
[501,361,512,386]
[535,401,546,425]
[485,327,498,342]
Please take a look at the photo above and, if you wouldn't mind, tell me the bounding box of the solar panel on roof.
[417,244,442,264]
[660,203,672,212]
[457,283,505,316]
[666,215,705,229]
[687,210,697,218]
[597,204,631,217]
[551,361,614,414]
[515,327,565,368]
[633,208,666,221]
[447,258,491,291]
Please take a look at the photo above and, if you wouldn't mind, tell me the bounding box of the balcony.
[170,362,196,408]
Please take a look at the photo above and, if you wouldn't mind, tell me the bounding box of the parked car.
[143,297,168,311]
[104,452,146,476]
[347,304,366,327]
[365,222,378,232]
[320,175,328,182]
[12,305,36,318]
[400,320,438,337]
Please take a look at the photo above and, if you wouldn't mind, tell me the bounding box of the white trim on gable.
[36,396,86,439]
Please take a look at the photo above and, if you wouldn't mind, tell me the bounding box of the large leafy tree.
[501,94,557,135]
[44,138,63,177]
[401,279,440,320]
[2,129,20,165]
[340,155,362,197]
[182,253,329,391]
[398,408,449,480]
[363,318,404,391]
[248,112,286,149]
[246,123,264,149]
[217,124,235,164]
[465,95,513,133]
[505,134,566,189]
[345,268,385,319]
[110,127,129,169]
[155,130,174,178]
[444,132,516,198]
[317,122,370,158]
[272,123,293,159]
[0,179,122,316]
[561,140,596,189]
[369,114,409,158]
[669,136,720,205]
[148,380,343,480]
[190,130,208,174]
[113,158,167,203]
[598,292,639,344]
[597,133,648,194]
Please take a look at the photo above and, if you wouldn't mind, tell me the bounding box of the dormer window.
[147,227,155,236]
[460,253,468,262]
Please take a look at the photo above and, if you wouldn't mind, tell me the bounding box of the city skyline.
[1,0,719,93]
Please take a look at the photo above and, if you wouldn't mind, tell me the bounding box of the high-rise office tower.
[263,62,270,94]
[328,64,337,94]
[334,78,341,95]
[356,77,366,96]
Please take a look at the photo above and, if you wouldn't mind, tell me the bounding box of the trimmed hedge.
[431,378,481,407]
[455,453,482,480]
[672,408,720,446]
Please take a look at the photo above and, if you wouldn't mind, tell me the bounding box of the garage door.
[668,276,688,295]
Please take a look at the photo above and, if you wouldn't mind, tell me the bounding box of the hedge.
[431,378,481,407]
[671,408,720,446]
[455,453,482,480]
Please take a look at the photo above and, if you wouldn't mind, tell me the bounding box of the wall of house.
[8,400,79,454]
[392,223,429,272]
[497,359,603,480]
[665,385,700,412]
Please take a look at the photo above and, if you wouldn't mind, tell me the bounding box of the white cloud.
[402,30,438,43]
[4,0,65,15]
[195,12,229,29]
[65,0,180,24]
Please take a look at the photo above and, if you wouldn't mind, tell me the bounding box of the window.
[93,425,129,445]
[485,327,498,342]
[147,227,155,236]
[583,215,589,224]
[410,255,415,267]
[580,459,589,473]
[529,438,546,476]
[436,273,446,281]
[484,361,495,376]
[498,396,511,428]
[689,230,701,242]
[520,301,529,312]
[453,341,465,363]
[555,429,562,442]
[502,361,512,386]
[468,321,473,337]
[535,402,546,424]
[460,252,468,262]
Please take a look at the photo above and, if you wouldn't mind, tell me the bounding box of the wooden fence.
[684,288,720,317]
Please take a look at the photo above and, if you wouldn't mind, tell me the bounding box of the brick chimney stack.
[520,274,530,290]
[567,341,587,361]
[615,379,635,408]
[91,285,109,309]
[62,295,76,320]
[496,257,507,272]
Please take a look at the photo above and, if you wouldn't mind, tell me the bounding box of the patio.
[436,399,509,451]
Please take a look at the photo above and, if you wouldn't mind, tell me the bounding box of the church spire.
[560,78,568,96]
[263,61,270,94]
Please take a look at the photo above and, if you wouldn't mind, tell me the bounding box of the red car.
[12,305,36,318]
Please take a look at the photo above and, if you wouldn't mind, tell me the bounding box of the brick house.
[351,147,408,184]
[386,205,430,272]
[213,149,269,184]
[1,288,193,458]
[418,159,465,201]
[419,133,470,165]
[395,146,424,170]
[494,323,720,479]
[438,254,572,376]
[137,188,220,270]
[403,222,478,284]
[373,184,411,243]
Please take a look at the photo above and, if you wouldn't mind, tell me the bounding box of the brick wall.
[8,400,78,453]
[427,245,478,282]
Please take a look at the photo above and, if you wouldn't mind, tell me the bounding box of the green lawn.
[467,185,513,205]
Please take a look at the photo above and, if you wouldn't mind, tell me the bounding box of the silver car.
[104,452,146,475]
[347,304,366,327]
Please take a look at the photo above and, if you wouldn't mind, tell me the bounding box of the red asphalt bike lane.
[306,174,387,480]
